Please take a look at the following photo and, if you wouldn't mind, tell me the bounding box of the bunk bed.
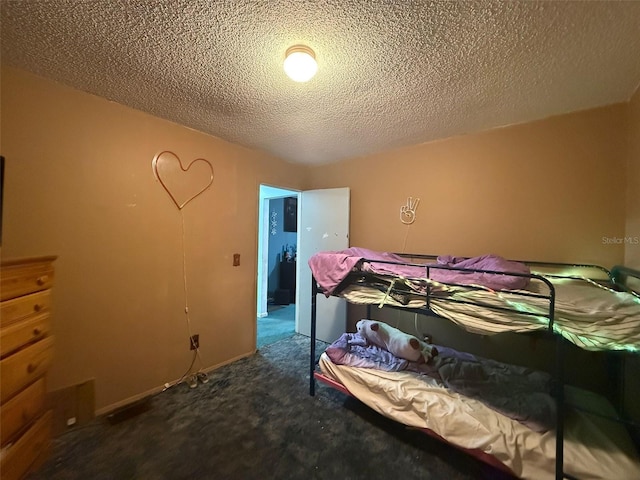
[307,247,640,480]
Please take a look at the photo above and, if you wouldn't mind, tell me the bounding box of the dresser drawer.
[0,409,52,480]
[0,313,51,358]
[1,290,52,328]
[1,377,46,446]
[0,336,54,403]
[0,257,56,302]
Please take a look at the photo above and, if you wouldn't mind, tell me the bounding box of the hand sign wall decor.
[152,151,214,210]
[400,197,420,225]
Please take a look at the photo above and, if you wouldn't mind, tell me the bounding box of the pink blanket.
[309,247,531,295]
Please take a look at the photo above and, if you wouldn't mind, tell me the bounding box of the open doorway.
[257,185,299,349]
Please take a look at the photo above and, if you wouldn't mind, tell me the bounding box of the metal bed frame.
[308,254,640,480]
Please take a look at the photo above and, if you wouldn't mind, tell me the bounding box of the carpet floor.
[28,334,514,480]
[257,304,296,348]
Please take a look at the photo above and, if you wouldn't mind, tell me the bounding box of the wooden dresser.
[1,256,56,480]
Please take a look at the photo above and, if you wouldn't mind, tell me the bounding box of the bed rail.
[338,257,558,332]
[395,253,611,274]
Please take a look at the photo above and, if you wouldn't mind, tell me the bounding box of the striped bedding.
[337,277,640,351]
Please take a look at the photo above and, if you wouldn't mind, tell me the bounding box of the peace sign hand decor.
[400,197,420,225]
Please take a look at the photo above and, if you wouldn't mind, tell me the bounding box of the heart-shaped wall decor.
[152,150,214,210]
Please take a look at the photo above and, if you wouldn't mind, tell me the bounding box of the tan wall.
[0,66,307,412]
[624,85,640,422]
[310,105,628,267]
[627,86,640,268]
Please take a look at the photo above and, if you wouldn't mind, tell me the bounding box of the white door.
[296,187,350,343]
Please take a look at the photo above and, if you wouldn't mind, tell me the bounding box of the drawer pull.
[33,328,42,336]
[27,363,38,374]
[36,275,49,286]
[34,303,43,312]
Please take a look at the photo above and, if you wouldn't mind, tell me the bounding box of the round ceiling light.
[283,45,318,82]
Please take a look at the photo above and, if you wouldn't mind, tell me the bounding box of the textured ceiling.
[2,1,640,165]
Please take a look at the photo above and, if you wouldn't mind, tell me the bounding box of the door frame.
[256,185,300,319]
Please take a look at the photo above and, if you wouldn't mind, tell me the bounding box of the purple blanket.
[309,247,531,296]
[325,332,441,377]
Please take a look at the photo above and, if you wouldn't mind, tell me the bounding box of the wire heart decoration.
[152,150,214,210]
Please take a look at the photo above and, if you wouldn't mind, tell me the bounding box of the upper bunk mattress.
[310,248,640,351]
[337,278,640,351]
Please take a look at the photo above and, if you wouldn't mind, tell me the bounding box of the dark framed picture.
[283,197,297,232]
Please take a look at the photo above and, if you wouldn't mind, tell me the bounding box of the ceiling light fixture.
[283,45,317,82]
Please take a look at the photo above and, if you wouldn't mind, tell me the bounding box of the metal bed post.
[310,274,317,396]
[555,335,564,480]
[426,265,431,310]
[547,286,565,480]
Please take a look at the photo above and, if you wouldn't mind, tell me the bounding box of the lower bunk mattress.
[318,353,640,480]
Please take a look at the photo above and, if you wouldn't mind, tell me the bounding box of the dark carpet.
[29,334,514,480]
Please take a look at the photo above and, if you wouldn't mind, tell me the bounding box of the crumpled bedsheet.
[325,332,555,432]
[436,351,555,432]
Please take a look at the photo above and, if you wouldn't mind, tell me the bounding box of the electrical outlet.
[190,334,199,350]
